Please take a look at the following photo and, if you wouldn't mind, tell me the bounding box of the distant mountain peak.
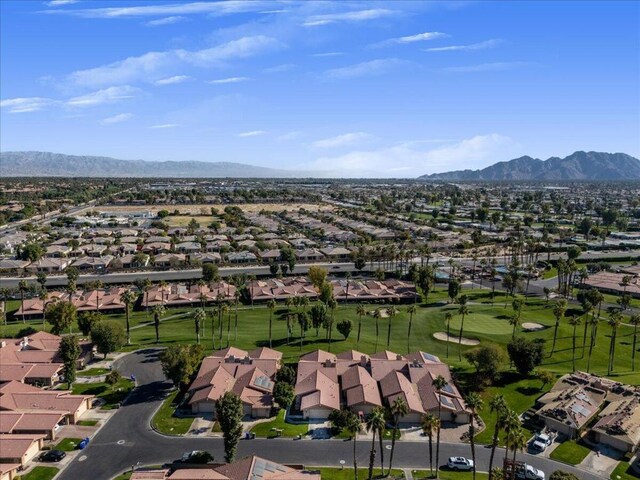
[419,151,640,181]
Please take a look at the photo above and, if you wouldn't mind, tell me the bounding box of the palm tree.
[193,307,206,344]
[327,297,337,352]
[386,397,408,476]
[385,306,398,348]
[630,314,640,371]
[366,406,386,479]
[586,313,599,372]
[345,413,361,480]
[580,301,593,359]
[508,314,520,340]
[18,280,27,323]
[607,310,622,375]
[568,315,581,372]
[457,295,470,361]
[421,414,439,478]
[508,426,527,480]
[39,290,49,330]
[432,375,448,479]
[550,299,567,356]
[152,305,166,344]
[465,392,484,480]
[487,395,507,480]
[445,312,453,358]
[234,290,240,341]
[372,309,381,352]
[266,299,276,348]
[502,409,520,464]
[356,304,366,350]
[406,304,417,353]
[121,290,138,345]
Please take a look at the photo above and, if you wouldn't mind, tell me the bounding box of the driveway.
[58,349,606,480]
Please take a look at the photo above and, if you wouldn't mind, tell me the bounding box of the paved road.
[59,350,605,480]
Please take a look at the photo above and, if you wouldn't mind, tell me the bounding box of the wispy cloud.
[100,112,134,125]
[66,85,139,107]
[238,130,267,137]
[303,9,394,27]
[312,52,345,58]
[146,16,186,27]
[208,76,250,84]
[0,97,57,113]
[426,39,502,52]
[441,61,529,73]
[150,123,180,129]
[263,63,294,74]
[154,75,191,85]
[45,0,79,6]
[326,58,409,79]
[372,31,448,48]
[66,36,282,88]
[42,1,277,18]
[312,132,372,149]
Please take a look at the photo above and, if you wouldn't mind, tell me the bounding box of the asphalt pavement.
[58,350,606,480]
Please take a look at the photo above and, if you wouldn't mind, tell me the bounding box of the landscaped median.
[151,389,194,435]
[549,439,591,465]
[249,410,308,438]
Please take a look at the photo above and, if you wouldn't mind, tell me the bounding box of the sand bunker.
[522,322,545,331]
[433,332,480,346]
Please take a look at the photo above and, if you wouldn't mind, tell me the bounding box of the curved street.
[58,350,605,480]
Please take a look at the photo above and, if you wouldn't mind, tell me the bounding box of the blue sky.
[1,0,638,177]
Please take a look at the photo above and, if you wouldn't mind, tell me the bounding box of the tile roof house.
[331,279,417,302]
[247,278,318,302]
[14,288,132,318]
[143,283,236,308]
[592,397,640,453]
[130,455,320,480]
[188,347,282,418]
[294,349,469,423]
[0,433,45,467]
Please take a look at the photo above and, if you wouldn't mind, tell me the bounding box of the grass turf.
[77,419,99,426]
[16,467,59,480]
[250,409,308,438]
[549,440,591,465]
[54,437,82,451]
[151,389,194,435]
[610,461,640,480]
[77,367,110,377]
[71,378,134,409]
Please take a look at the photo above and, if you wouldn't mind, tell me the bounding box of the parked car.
[515,464,545,480]
[531,433,553,452]
[447,457,474,471]
[39,450,66,462]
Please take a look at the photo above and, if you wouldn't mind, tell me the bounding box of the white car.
[447,457,474,471]
[531,433,552,452]
[515,464,545,480]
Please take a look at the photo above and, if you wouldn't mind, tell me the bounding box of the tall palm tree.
[406,304,417,353]
[346,413,361,480]
[607,310,622,375]
[267,300,276,348]
[18,280,28,323]
[508,426,527,480]
[234,290,240,341]
[457,295,470,361]
[432,374,448,480]
[502,409,520,464]
[487,395,507,480]
[508,313,520,340]
[568,315,581,372]
[121,290,138,345]
[580,301,593,359]
[372,309,381,352]
[421,414,439,478]
[366,406,386,478]
[152,305,166,344]
[586,314,599,372]
[356,304,366,350]
[386,397,408,476]
[193,307,206,344]
[550,299,567,356]
[445,312,453,358]
[385,306,398,348]
[630,314,640,371]
[465,393,484,480]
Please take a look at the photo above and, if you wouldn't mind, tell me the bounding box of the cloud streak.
[100,113,134,125]
[150,123,180,129]
[372,31,448,48]
[66,35,282,88]
[441,61,529,73]
[238,130,266,137]
[66,85,139,107]
[303,9,394,27]
[312,132,372,149]
[426,39,502,52]
[326,58,409,79]
[146,16,186,26]
[0,97,58,113]
[208,76,250,84]
[154,75,191,85]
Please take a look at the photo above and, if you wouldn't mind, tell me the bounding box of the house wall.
[192,401,216,414]
[541,416,577,439]
[594,431,635,453]
[303,408,333,420]
[251,406,271,418]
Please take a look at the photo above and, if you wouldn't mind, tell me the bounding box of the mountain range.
[419,151,640,181]
[1,150,638,180]
[0,151,310,178]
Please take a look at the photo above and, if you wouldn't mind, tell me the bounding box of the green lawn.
[71,378,134,409]
[54,437,82,451]
[77,419,99,426]
[16,467,59,480]
[77,367,110,377]
[309,468,403,480]
[549,440,592,465]
[250,409,308,438]
[610,460,640,480]
[151,389,194,435]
